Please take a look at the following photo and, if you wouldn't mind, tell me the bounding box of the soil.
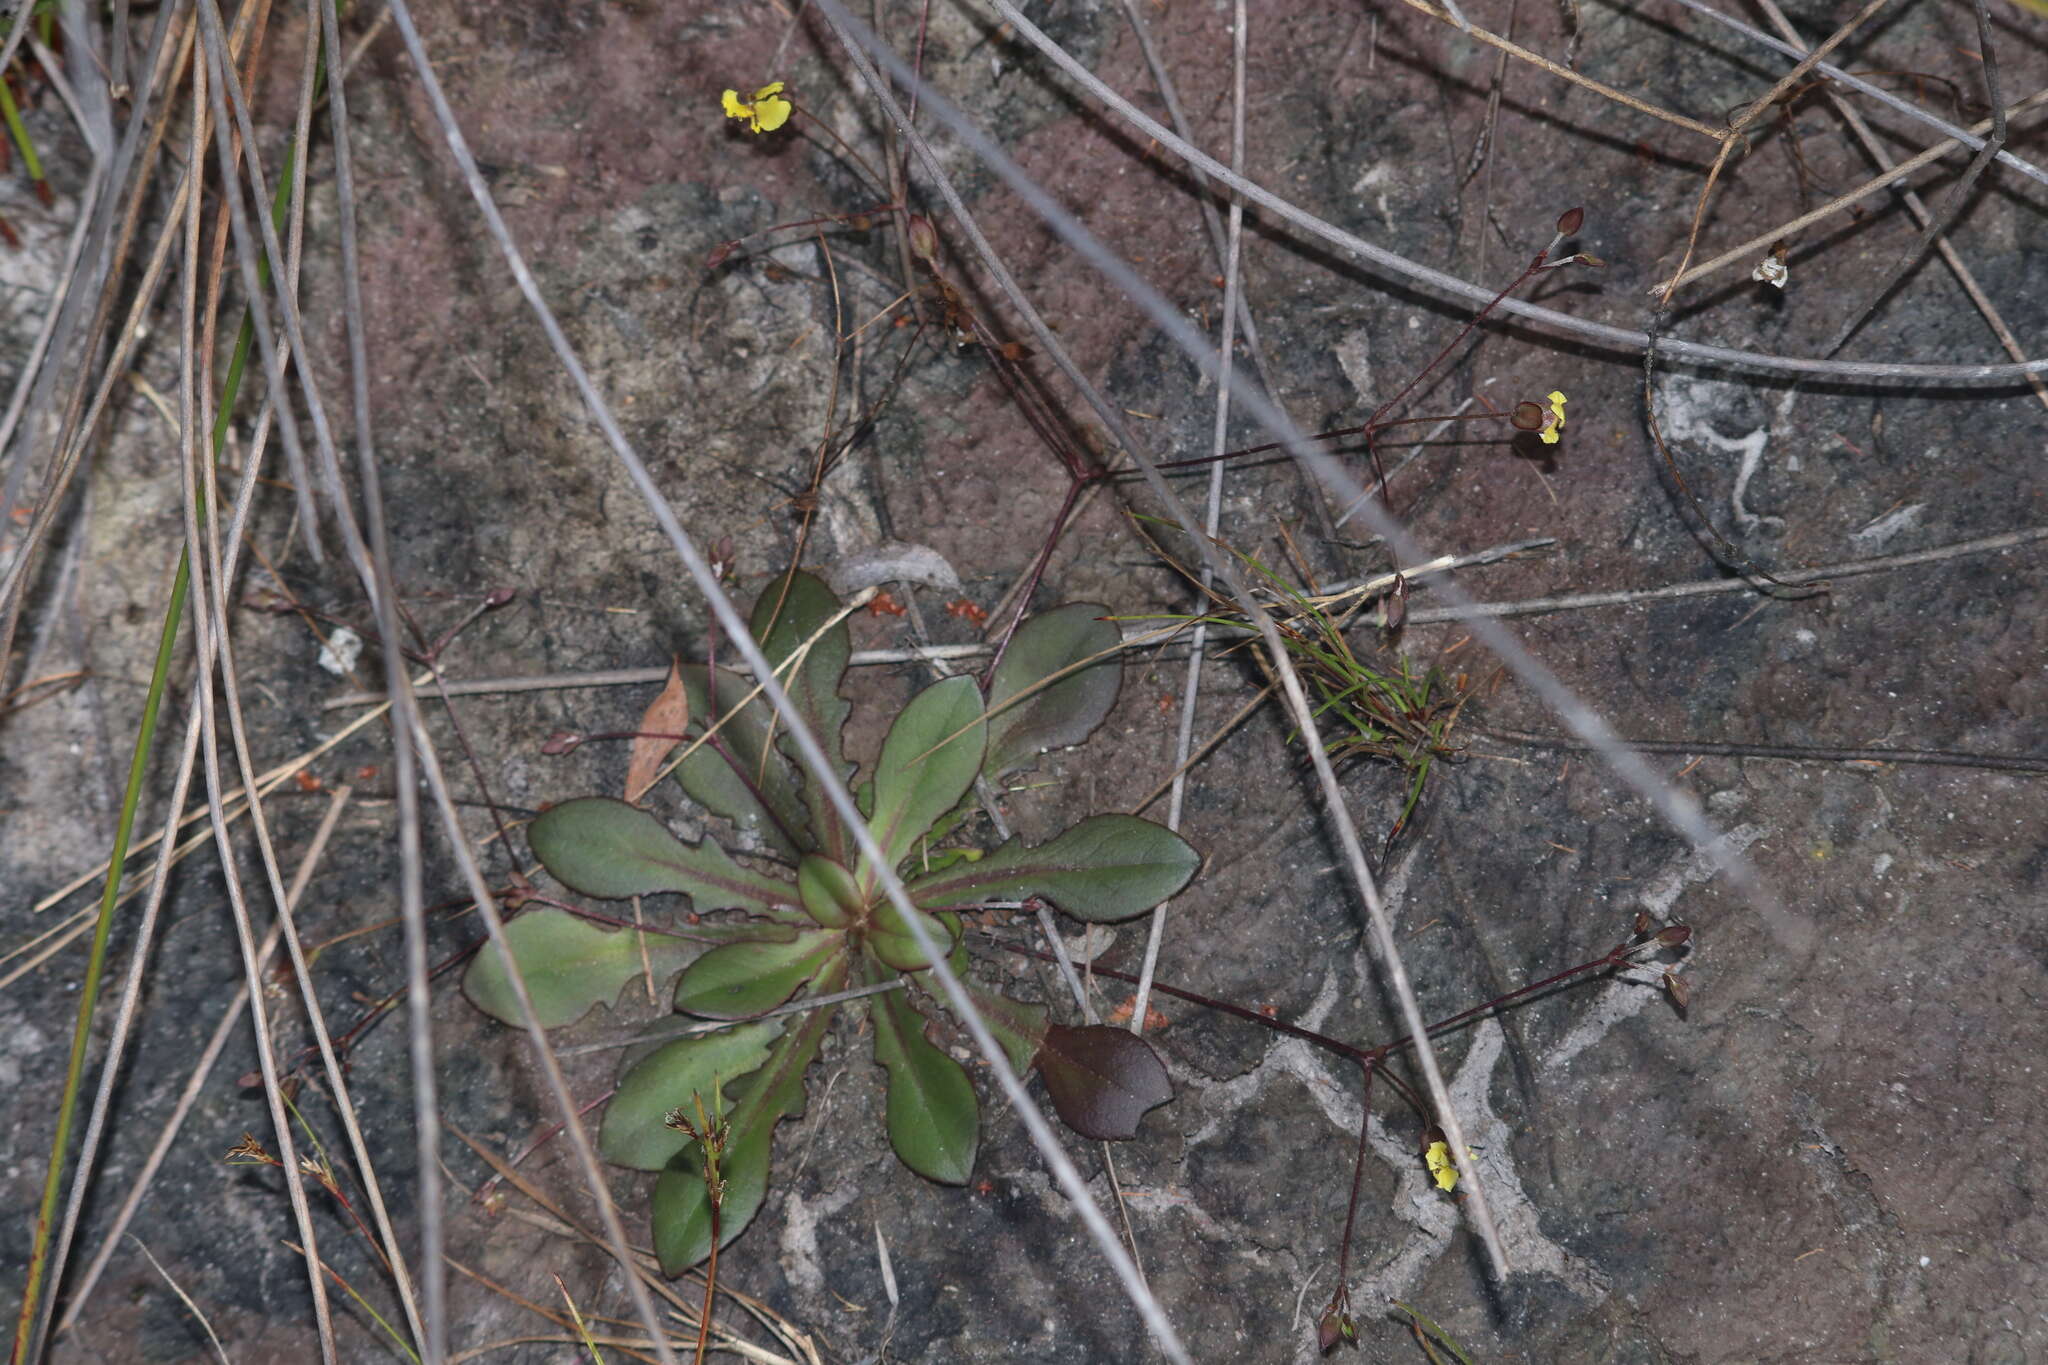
[3,0,2046,1362]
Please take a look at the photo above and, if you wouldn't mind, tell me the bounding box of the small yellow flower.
[722,81,792,134]
[1539,390,1567,446]
[1424,1139,1477,1192]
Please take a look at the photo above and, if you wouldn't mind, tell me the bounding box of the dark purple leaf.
[1033,1023,1171,1141]
[1317,1310,1349,1352]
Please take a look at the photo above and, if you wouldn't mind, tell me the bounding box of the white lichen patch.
[779,1181,860,1300]
[1357,1020,1605,1309]
[1655,377,1789,533]
[317,625,363,676]
[1851,503,1925,547]
[1333,328,1375,409]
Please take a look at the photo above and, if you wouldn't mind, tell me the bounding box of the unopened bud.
[1663,970,1690,1009]
[708,534,737,581]
[1316,1310,1357,1352]
[706,240,739,269]
[1574,252,1606,268]
[1656,924,1693,948]
[1556,206,1585,235]
[907,214,938,261]
[1634,910,1653,936]
[485,587,518,609]
[541,731,583,755]
[1511,400,1546,432]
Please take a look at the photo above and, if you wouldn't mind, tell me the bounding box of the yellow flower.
[722,82,792,134]
[1425,1139,1476,1192]
[1539,390,1567,446]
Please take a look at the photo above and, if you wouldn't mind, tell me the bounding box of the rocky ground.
[3,0,2046,1361]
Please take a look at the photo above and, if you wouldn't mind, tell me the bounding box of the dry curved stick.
[1400,524,2048,623]
[1396,0,1723,139]
[1820,0,2008,358]
[1747,0,2048,413]
[1659,0,2048,189]
[1653,86,2048,295]
[1657,0,1897,305]
[978,0,2046,385]
[316,524,2046,710]
[1479,727,2048,775]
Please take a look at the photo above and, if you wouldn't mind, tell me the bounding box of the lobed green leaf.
[461,908,699,1029]
[528,796,795,914]
[748,570,856,861]
[861,675,986,885]
[653,958,846,1273]
[904,813,1199,921]
[984,603,1122,778]
[672,930,841,1019]
[961,981,1049,1076]
[600,1020,784,1170]
[871,987,978,1184]
[672,663,810,860]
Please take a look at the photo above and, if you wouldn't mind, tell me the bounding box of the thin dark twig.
[1331,1061,1377,1291]
[1479,727,2048,775]
[984,0,2043,385]
[979,477,1086,687]
[314,0,453,1349]
[1822,0,2008,356]
[1656,0,2045,188]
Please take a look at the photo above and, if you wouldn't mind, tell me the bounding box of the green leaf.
[796,854,862,928]
[652,958,845,1273]
[749,571,855,861]
[673,664,810,861]
[903,813,1200,922]
[860,675,987,884]
[600,1020,784,1170]
[872,987,978,1184]
[961,982,1048,1076]
[461,908,698,1028]
[654,1121,772,1274]
[867,907,960,973]
[528,797,795,914]
[1034,1023,1172,1140]
[672,930,840,1019]
[984,603,1121,778]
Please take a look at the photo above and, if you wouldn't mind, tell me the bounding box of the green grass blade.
[9,142,303,1360]
[0,74,48,189]
[1391,1301,1476,1364]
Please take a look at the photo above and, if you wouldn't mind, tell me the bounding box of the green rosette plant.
[464,571,1199,1272]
